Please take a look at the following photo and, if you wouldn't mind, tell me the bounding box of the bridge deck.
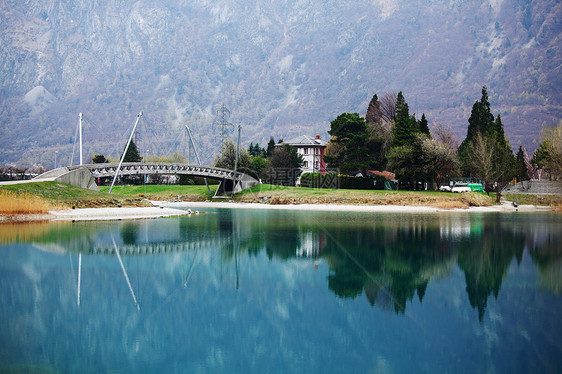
[33,162,259,193]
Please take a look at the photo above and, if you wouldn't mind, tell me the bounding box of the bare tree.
[420,134,459,189]
[367,120,393,168]
[431,123,460,150]
[532,122,562,179]
[468,133,494,185]
[379,91,398,123]
[15,166,29,180]
[466,132,516,203]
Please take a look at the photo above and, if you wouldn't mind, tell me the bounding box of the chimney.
[315,135,320,139]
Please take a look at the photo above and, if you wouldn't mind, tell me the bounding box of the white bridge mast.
[79,112,83,166]
[109,112,143,193]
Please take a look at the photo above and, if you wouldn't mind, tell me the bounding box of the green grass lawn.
[10,181,560,209]
[99,184,218,200]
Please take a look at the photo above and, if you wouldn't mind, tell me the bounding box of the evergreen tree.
[516,146,530,181]
[460,87,516,202]
[263,144,304,185]
[387,133,429,189]
[365,94,382,124]
[392,92,417,147]
[493,114,507,148]
[418,114,430,136]
[92,153,107,164]
[385,92,431,188]
[459,86,497,175]
[122,140,142,162]
[459,86,495,165]
[266,137,276,158]
[248,142,265,157]
[324,113,378,175]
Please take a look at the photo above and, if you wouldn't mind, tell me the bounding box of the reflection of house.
[439,217,474,239]
[281,135,327,175]
[295,230,325,258]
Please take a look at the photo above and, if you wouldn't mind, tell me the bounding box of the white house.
[280,134,328,175]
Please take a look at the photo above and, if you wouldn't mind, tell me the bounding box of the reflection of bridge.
[33,162,259,194]
[91,238,232,256]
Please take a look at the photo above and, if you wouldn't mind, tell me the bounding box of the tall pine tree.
[365,94,382,124]
[266,137,276,158]
[418,114,430,136]
[516,146,530,181]
[460,87,516,202]
[387,92,432,189]
[459,86,495,174]
[459,86,494,159]
[122,140,142,162]
[392,92,417,147]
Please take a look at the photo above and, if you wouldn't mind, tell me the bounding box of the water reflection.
[1,211,562,373]
[2,211,562,323]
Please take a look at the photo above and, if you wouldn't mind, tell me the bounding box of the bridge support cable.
[109,112,143,193]
[186,125,212,197]
[112,236,140,311]
[69,116,80,166]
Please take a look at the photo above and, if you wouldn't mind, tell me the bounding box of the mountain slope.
[0,0,560,166]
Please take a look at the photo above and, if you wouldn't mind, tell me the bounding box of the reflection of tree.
[456,217,526,322]
[121,223,139,245]
[265,225,301,260]
[323,217,454,315]
[217,210,263,263]
[528,231,562,295]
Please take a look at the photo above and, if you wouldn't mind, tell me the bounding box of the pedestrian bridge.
[33,162,259,194]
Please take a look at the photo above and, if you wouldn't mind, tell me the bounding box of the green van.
[467,183,484,192]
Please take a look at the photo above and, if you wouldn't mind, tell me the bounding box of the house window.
[315,161,319,169]
[303,148,309,155]
[303,161,309,168]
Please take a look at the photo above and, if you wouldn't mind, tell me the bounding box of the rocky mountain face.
[0,0,560,166]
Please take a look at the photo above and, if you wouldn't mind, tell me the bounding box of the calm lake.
[1,208,561,373]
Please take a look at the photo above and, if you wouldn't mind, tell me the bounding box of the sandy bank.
[1,200,553,223]
[48,206,190,221]
[154,200,553,214]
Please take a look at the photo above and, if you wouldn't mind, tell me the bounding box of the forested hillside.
[0,0,560,166]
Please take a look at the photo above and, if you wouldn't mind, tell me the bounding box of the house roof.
[367,170,396,180]
[281,135,327,147]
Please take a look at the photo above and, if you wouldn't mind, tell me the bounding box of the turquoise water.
[0,209,561,373]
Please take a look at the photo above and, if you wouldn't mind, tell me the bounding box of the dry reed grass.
[0,190,52,216]
[238,189,493,208]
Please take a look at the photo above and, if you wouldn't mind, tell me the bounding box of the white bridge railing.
[70,162,249,182]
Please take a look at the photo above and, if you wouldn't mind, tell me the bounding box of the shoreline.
[0,206,190,222]
[155,200,553,214]
[0,200,554,223]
